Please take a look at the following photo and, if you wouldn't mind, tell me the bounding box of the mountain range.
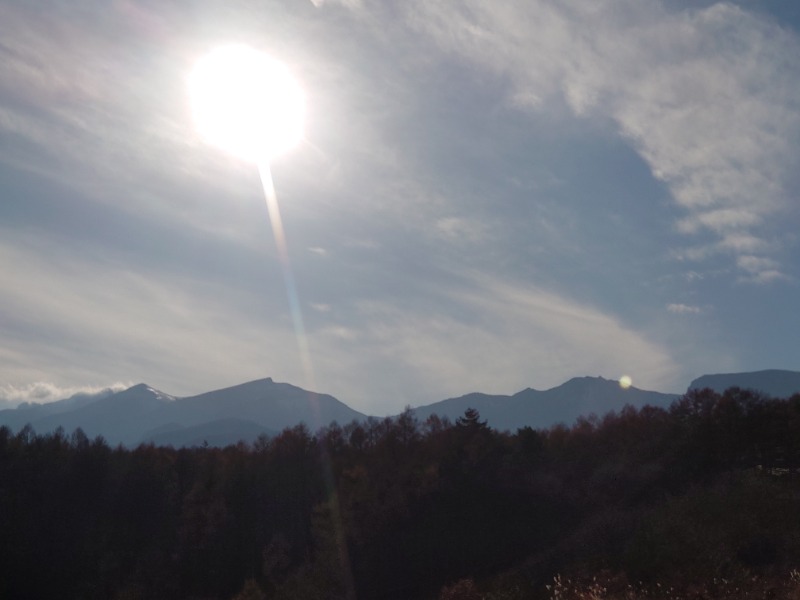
[410,376,680,431]
[0,379,364,447]
[1,369,799,447]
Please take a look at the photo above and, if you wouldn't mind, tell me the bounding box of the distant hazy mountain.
[410,376,680,431]
[18,384,175,446]
[0,378,366,447]
[161,378,362,432]
[0,386,143,437]
[0,387,119,431]
[688,369,800,398]
[3,370,799,446]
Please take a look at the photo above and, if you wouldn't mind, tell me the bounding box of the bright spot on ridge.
[619,375,633,389]
[189,44,305,163]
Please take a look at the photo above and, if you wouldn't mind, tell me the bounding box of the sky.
[1,0,798,415]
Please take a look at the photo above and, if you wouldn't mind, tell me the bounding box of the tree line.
[1,387,800,599]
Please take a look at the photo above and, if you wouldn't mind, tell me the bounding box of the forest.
[2,386,800,600]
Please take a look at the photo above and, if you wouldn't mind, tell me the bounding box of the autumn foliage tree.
[1,389,800,599]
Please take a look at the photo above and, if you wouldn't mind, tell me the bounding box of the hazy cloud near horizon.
[0,382,129,408]
[0,1,798,415]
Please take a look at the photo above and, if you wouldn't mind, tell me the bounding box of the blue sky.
[1,0,798,415]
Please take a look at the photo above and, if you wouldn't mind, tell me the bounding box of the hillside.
[2,385,800,599]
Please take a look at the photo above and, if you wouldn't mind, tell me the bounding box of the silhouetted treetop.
[2,387,800,599]
[456,408,488,430]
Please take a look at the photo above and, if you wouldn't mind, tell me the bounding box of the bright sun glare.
[189,44,305,163]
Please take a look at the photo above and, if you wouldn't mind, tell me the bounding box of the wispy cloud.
[435,217,488,243]
[307,271,682,412]
[1,0,795,415]
[0,231,681,413]
[0,2,278,242]
[0,382,129,407]
[401,0,800,282]
[667,303,702,315]
[0,234,301,398]
[309,0,362,8]
[736,255,789,284]
[0,4,186,179]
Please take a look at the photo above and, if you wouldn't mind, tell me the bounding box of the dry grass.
[545,569,800,600]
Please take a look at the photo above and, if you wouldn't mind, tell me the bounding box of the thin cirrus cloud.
[0,232,683,412]
[0,2,259,227]
[0,1,796,414]
[307,272,682,412]
[0,382,130,407]
[666,303,703,315]
[399,0,799,282]
[736,255,786,284]
[0,234,300,400]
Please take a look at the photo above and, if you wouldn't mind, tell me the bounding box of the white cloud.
[1,0,793,417]
[738,254,779,274]
[308,272,682,412]
[736,255,790,283]
[310,0,362,7]
[0,3,270,239]
[667,303,702,314]
[684,271,704,282]
[0,232,681,414]
[0,234,303,398]
[740,270,788,284]
[718,233,770,254]
[402,0,800,281]
[0,382,129,407]
[677,209,763,235]
[435,216,488,243]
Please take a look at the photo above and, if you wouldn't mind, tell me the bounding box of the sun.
[189,44,305,163]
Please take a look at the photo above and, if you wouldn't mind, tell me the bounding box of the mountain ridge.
[410,375,681,431]
[688,369,800,398]
[0,377,366,447]
[2,370,799,446]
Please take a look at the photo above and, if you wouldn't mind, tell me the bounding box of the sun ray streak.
[258,162,355,596]
[257,162,315,393]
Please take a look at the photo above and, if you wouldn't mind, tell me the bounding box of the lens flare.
[188,45,352,593]
[258,163,315,390]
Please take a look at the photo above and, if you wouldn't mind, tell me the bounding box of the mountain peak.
[120,383,175,403]
[4,370,798,448]
[556,375,614,389]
